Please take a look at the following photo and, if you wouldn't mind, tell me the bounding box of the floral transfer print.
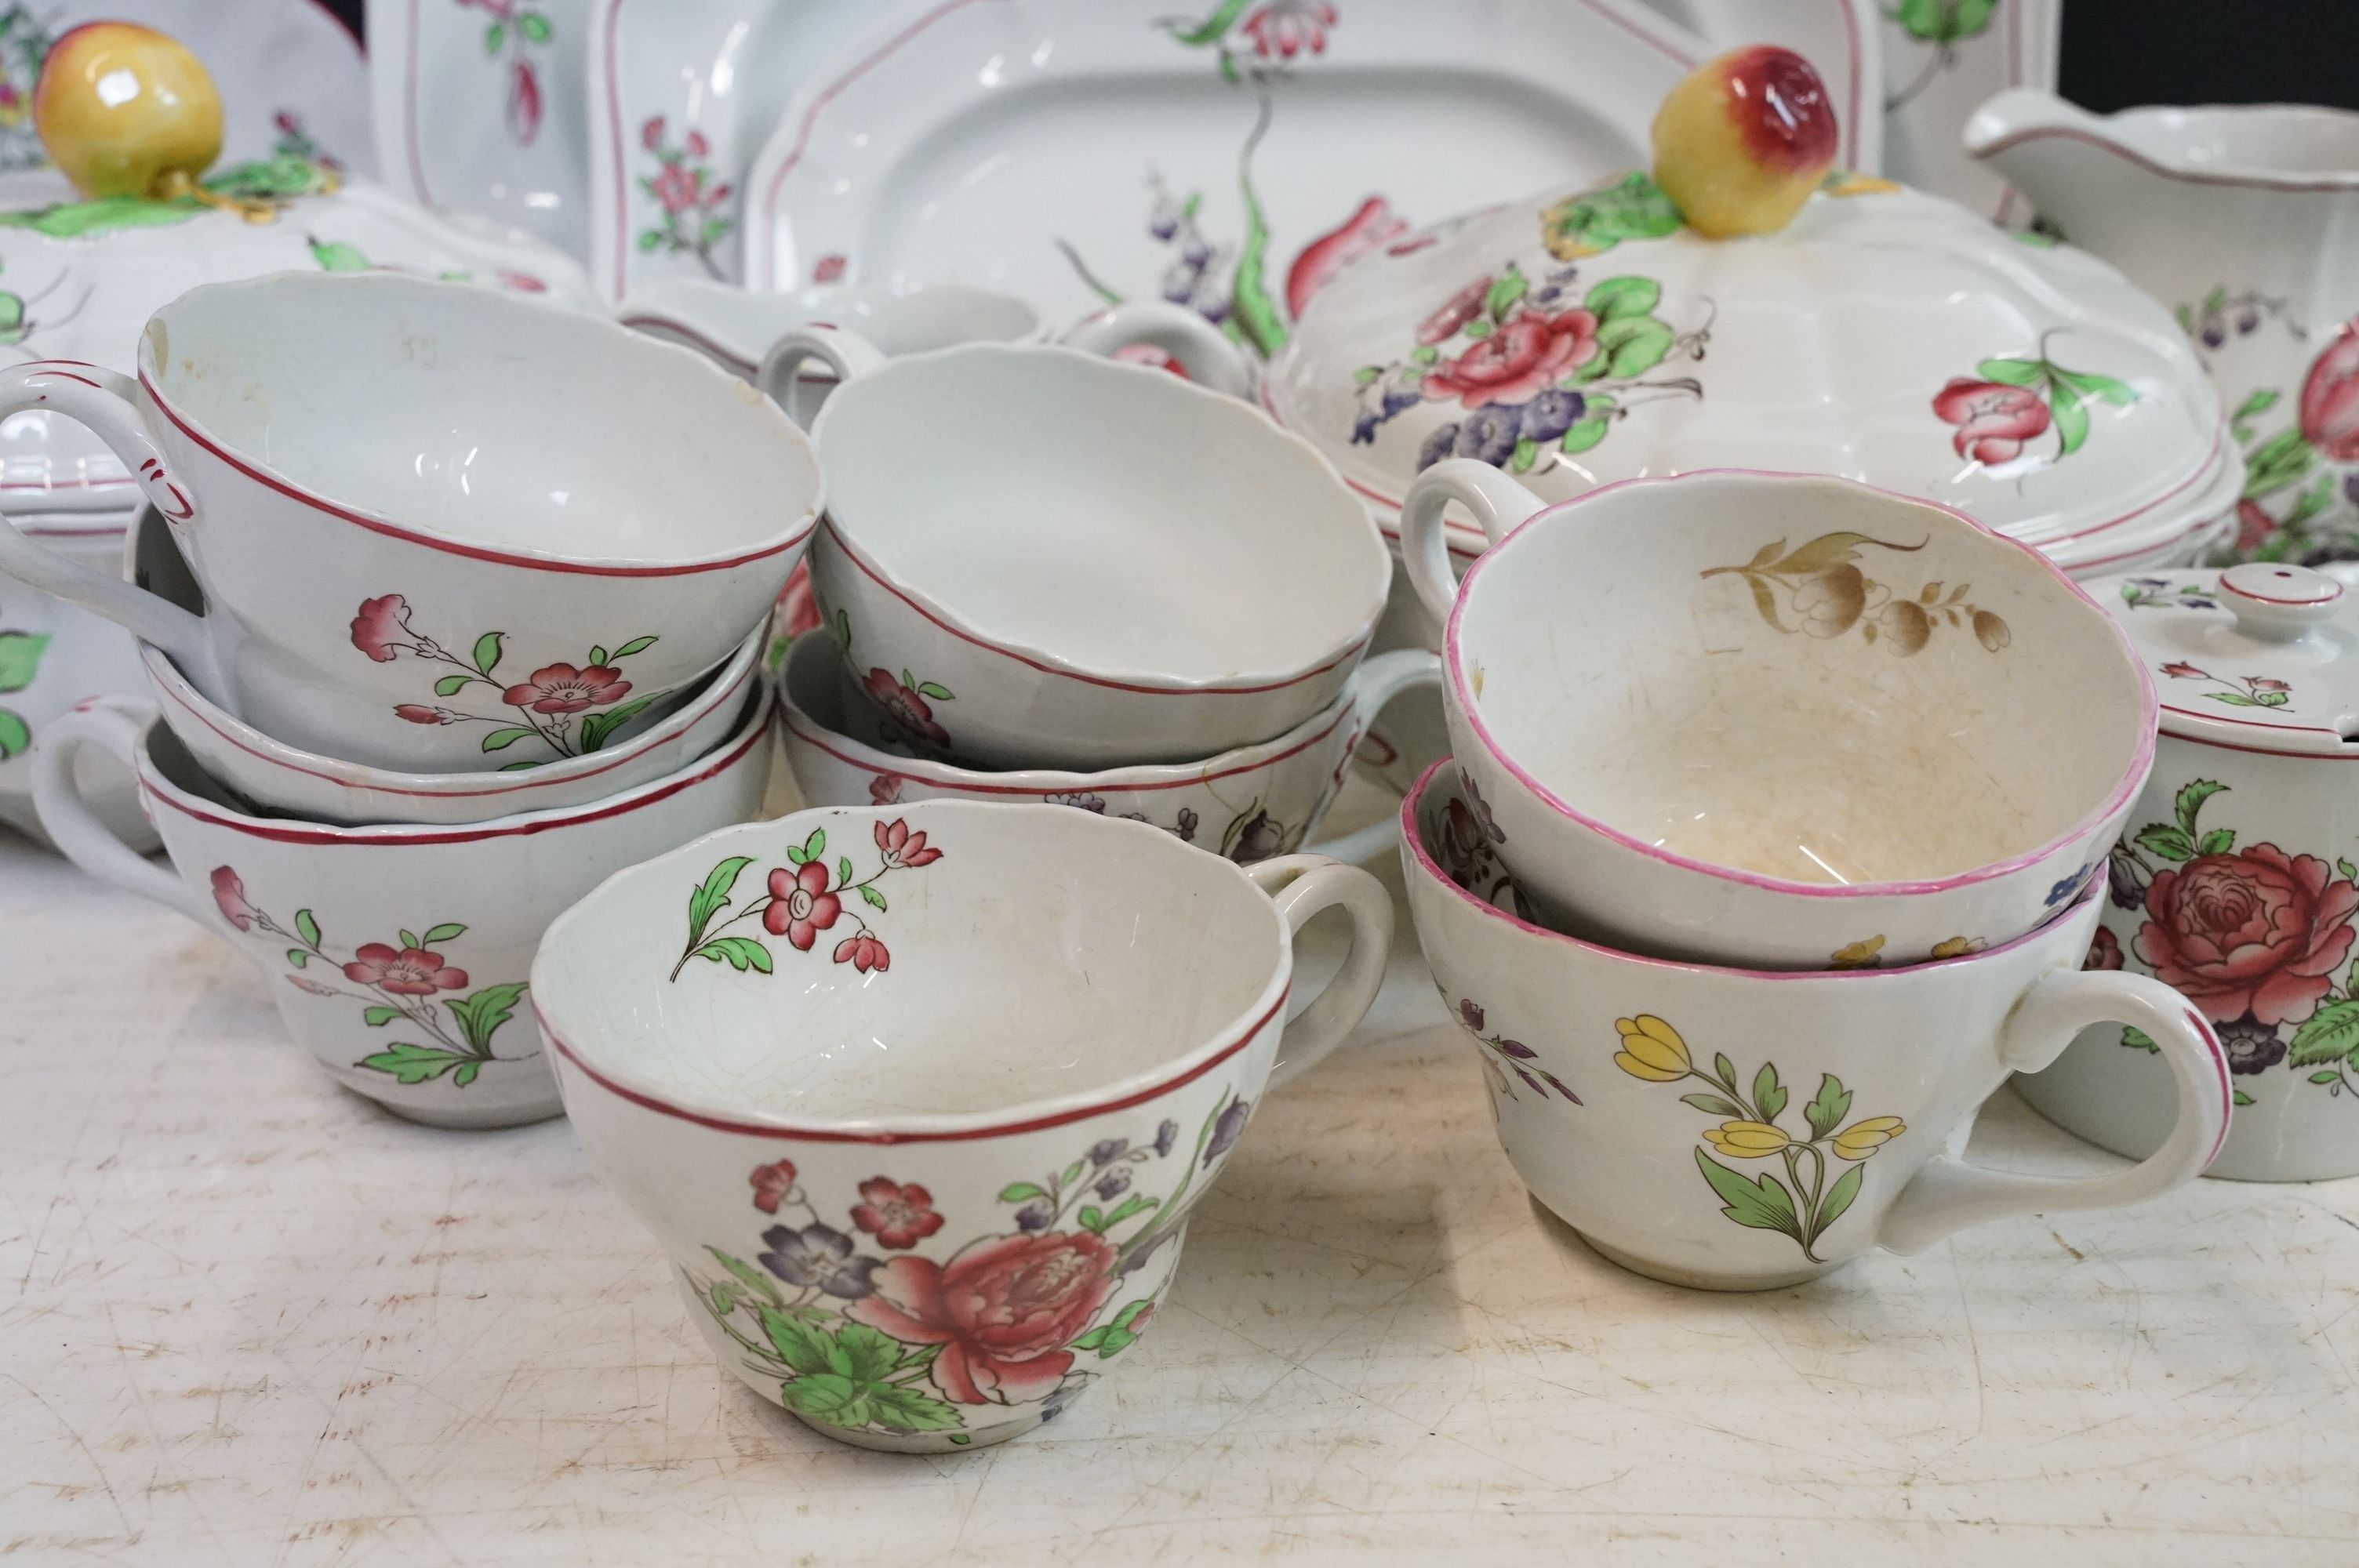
[1883,0,1998,114]
[823,604,958,755]
[683,1091,1246,1439]
[2189,301,2359,564]
[455,0,554,145]
[638,116,732,281]
[1451,997,1579,1105]
[0,5,53,172]
[2119,577,2219,613]
[1611,1015,1903,1263]
[2160,662,2292,710]
[351,594,658,763]
[2106,781,2359,1103]
[209,867,529,1087]
[1701,532,2011,656]
[0,601,46,760]
[668,819,943,981]
[1432,769,1519,913]
[1933,350,2136,465]
[0,154,339,239]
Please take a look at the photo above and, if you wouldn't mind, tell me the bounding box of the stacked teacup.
[765,319,1438,865]
[1391,459,2239,1290]
[13,273,812,1129]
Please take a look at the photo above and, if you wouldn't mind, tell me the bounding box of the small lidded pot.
[2019,562,2359,1181]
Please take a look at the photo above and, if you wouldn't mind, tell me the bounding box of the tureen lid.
[2098,563,2359,757]
[1265,174,2235,569]
[0,163,591,526]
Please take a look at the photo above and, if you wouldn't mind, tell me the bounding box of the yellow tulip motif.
[1703,1121,1790,1158]
[1612,1014,1692,1082]
[1831,1116,1906,1160]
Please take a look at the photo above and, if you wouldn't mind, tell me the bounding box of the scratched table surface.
[5,764,2358,1567]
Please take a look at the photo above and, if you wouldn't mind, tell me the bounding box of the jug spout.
[1962,89,2131,235]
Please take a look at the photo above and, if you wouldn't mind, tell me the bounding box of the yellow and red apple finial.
[34,22,224,202]
[1652,45,1839,238]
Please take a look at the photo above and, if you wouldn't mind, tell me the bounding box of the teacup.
[33,695,776,1129]
[0,271,823,773]
[1404,760,2230,1291]
[0,513,151,850]
[533,802,1394,1450]
[780,332,1390,770]
[783,633,1437,865]
[1399,463,2157,969]
[126,506,765,826]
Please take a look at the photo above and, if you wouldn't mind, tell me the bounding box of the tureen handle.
[758,325,892,429]
[32,698,213,927]
[1243,853,1395,1090]
[0,361,219,687]
[1875,970,2232,1254]
[1061,301,1256,400]
[1397,459,1549,634]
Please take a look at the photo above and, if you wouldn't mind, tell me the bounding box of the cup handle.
[1243,853,1394,1088]
[1397,459,1550,635]
[758,324,892,426]
[0,361,216,683]
[1061,300,1256,399]
[1303,648,1441,863]
[1875,970,2232,1254]
[32,699,211,925]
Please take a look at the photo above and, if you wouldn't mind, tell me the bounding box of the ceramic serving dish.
[1634,0,1882,174]
[1401,466,2157,970]
[781,632,1436,864]
[1971,90,2359,566]
[34,694,776,1129]
[804,340,1390,770]
[0,271,821,774]
[2016,563,2359,1181]
[533,801,1392,1450]
[1404,760,2231,1291]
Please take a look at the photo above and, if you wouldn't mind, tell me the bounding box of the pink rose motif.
[812,253,848,285]
[343,942,468,996]
[764,862,841,951]
[2083,927,2122,971]
[846,1231,1118,1404]
[849,1178,944,1250]
[834,934,891,973]
[1423,308,1599,408]
[1417,276,1490,345]
[508,60,543,145]
[777,563,820,641]
[652,161,704,217]
[210,866,256,931]
[868,773,904,806]
[2235,500,2279,555]
[1285,196,1408,320]
[748,1159,798,1214]
[874,818,942,869]
[2252,678,2292,695]
[1239,0,1338,59]
[350,594,416,662]
[2135,844,2359,1026]
[501,662,631,715]
[2161,662,2204,681]
[685,129,710,160]
[862,667,950,749]
[641,114,665,152]
[1933,379,2052,464]
[395,704,449,724]
[2299,319,2359,463]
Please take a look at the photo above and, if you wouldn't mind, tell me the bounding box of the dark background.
[310,0,2359,111]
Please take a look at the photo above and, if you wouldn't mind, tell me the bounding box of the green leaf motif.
[1583,276,1660,322]
[518,11,552,43]
[2233,1088,2256,1107]
[1695,1149,1801,1237]
[2058,368,2138,408]
[759,1307,838,1376]
[698,936,773,973]
[2311,1070,2346,1085]
[285,948,308,967]
[2288,1001,2359,1068]
[1559,416,1610,454]
[434,673,471,698]
[1975,357,2046,387]
[482,726,536,752]
[294,909,322,949]
[831,1323,901,1385]
[803,828,827,863]
[580,695,655,753]
[867,1384,963,1432]
[1509,437,1539,473]
[362,1005,402,1028]
[1681,1092,1743,1117]
[1078,1204,1107,1234]
[612,635,658,659]
[423,923,467,944]
[687,856,754,947]
[1539,172,1681,260]
[707,1247,783,1308]
[1815,1162,1866,1236]
[2121,1025,2158,1053]
[2175,780,2226,836]
[860,884,888,912]
[1102,1194,1157,1229]
[0,709,27,760]
[778,1371,868,1427]
[2340,858,2359,884]
[472,632,503,675]
[2196,829,2237,855]
[1714,1052,1739,1088]
[1484,266,1528,321]
[308,238,371,272]
[838,856,854,885]
[1752,1062,1787,1125]
[355,1042,477,1086]
[916,682,954,702]
[0,630,49,693]
[2050,379,2089,456]
[445,982,527,1056]
[484,20,504,53]
[1805,1073,1854,1141]
[998,1182,1045,1203]
[0,194,205,238]
[2244,428,2316,500]
[1598,315,1674,379]
[2135,824,2197,863]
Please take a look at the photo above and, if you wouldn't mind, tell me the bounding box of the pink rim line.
[600,0,632,303]
[540,985,1285,1145]
[1970,114,2359,194]
[823,516,1372,696]
[151,647,760,802]
[2219,570,2343,608]
[2187,1004,2234,1167]
[1443,466,2159,902]
[135,701,772,847]
[1990,0,2027,226]
[751,0,1704,289]
[136,367,816,577]
[614,312,758,376]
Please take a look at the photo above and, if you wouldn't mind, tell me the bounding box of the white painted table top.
[5,768,2356,1565]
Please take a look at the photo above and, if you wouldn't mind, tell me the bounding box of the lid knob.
[34,23,222,202]
[2218,562,2344,642]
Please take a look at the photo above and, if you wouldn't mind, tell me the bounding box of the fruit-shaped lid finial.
[1652,46,1838,238]
[35,22,224,203]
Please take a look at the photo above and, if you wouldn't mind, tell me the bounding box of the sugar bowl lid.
[1263,172,2234,568]
[2099,564,2359,757]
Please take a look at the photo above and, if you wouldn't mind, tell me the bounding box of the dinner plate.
[1630,0,1881,174]
[744,0,1712,357]
[369,0,591,261]
[0,0,373,176]
[586,0,884,303]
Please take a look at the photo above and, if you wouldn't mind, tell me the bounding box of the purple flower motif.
[1352,410,1383,445]
[1455,404,1524,466]
[1225,808,1286,865]
[1046,791,1107,814]
[758,1223,880,1299]
[1176,809,1198,844]
[1204,1097,1252,1167]
[1459,998,1485,1033]
[1519,389,1586,442]
[1094,1169,1132,1200]
[1417,423,1461,471]
[1495,1037,1538,1060]
[2107,848,2146,911]
[1014,1200,1053,1232]
[1153,1118,1180,1158]
[2045,862,2094,909]
[2219,1013,2288,1075]
[1089,1138,1129,1167]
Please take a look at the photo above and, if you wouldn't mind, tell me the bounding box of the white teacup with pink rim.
[1398,463,2158,970]
[530,802,1394,1451]
[0,270,823,774]
[1404,761,2232,1292]
[31,695,776,1129]
[783,335,1390,770]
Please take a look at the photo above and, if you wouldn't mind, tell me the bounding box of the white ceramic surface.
[618,275,1043,388]
[2012,564,2359,1181]
[0,519,149,848]
[744,0,1709,366]
[1880,0,2058,223]
[1632,0,1883,173]
[32,695,776,1128]
[1401,466,2157,971]
[0,271,820,774]
[369,0,589,263]
[533,800,1393,1450]
[803,339,1388,770]
[780,630,1434,864]
[1405,760,2232,1291]
[1971,89,2359,566]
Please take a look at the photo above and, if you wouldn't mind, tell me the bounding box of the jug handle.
[1397,459,1550,636]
